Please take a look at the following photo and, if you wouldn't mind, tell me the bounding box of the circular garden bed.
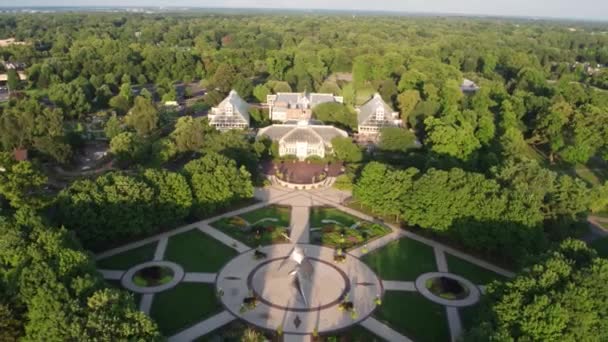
[133,265,175,287]
[425,276,469,300]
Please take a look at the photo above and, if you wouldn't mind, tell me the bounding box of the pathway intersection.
[96,186,514,342]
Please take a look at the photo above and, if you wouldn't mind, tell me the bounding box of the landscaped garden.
[210,205,291,246]
[362,237,437,280]
[374,291,449,342]
[150,282,221,336]
[164,229,237,272]
[309,207,391,250]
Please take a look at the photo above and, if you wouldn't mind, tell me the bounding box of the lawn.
[310,207,359,228]
[150,282,221,336]
[374,291,449,342]
[240,205,291,226]
[591,237,608,258]
[459,304,483,333]
[362,237,436,281]
[446,253,508,285]
[210,205,291,246]
[164,229,237,272]
[96,242,157,270]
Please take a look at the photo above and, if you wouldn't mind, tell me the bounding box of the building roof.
[273,92,338,109]
[211,90,249,123]
[357,93,395,125]
[257,121,348,145]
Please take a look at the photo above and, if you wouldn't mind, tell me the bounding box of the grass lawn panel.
[591,237,608,258]
[445,253,508,285]
[362,238,436,281]
[164,229,237,272]
[96,242,157,270]
[150,282,221,336]
[239,205,291,226]
[460,304,482,333]
[309,207,359,228]
[375,291,449,342]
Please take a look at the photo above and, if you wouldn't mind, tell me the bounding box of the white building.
[257,121,348,160]
[267,92,343,122]
[208,90,250,131]
[356,93,401,136]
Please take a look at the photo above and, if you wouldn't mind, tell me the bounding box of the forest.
[0,12,608,341]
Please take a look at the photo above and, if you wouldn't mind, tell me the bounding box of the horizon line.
[0,6,607,23]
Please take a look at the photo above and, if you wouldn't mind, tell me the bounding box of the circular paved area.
[415,272,481,307]
[121,261,185,294]
[216,244,383,335]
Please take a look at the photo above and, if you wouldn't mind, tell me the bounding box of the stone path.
[154,237,168,261]
[446,307,462,341]
[289,206,310,244]
[383,280,416,291]
[360,317,413,342]
[183,272,216,283]
[168,311,235,342]
[434,246,449,272]
[99,269,124,280]
[198,224,250,253]
[140,294,154,315]
[283,334,312,342]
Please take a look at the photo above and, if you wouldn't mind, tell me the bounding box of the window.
[376,106,385,121]
[225,104,233,115]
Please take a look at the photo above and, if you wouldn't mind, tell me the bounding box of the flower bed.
[313,222,390,250]
[133,266,174,287]
[211,206,291,246]
[425,276,469,300]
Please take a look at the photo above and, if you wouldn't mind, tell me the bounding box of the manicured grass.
[240,205,291,226]
[150,282,221,336]
[310,207,359,227]
[96,242,157,270]
[374,291,449,342]
[591,237,608,258]
[327,325,384,341]
[211,205,291,246]
[362,237,436,281]
[164,229,237,272]
[460,304,482,333]
[446,253,508,285]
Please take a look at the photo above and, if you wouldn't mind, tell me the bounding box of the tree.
[424,115,481,161]
[108,95,130,115]
[6,68,19,92]
[0,153,47,209]
[104,113,122,139]
[533,100,572,162]
[212,63,237,93]
[183,153,253,218]
[170,116,211,153]
[397,90,421,123]
[331,137,362,163]
[312,102,357,130]
[109,132,140,162]
[125,96,158,136]
[142,169,193,228]
[379,127,415,153]
[467,240,608,341]
[253,84,270,103]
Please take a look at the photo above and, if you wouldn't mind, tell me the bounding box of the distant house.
[356,93,401,136]
[461,78,480,93]
[257,121,348,160]
[267,92,343,122]
[209,90,250,131]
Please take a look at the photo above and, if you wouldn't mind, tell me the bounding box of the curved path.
[96,185,515,342]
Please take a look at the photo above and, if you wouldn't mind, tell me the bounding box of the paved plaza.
[96,185,515,342]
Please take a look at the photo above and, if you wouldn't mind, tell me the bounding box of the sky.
[4,0,608,21]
